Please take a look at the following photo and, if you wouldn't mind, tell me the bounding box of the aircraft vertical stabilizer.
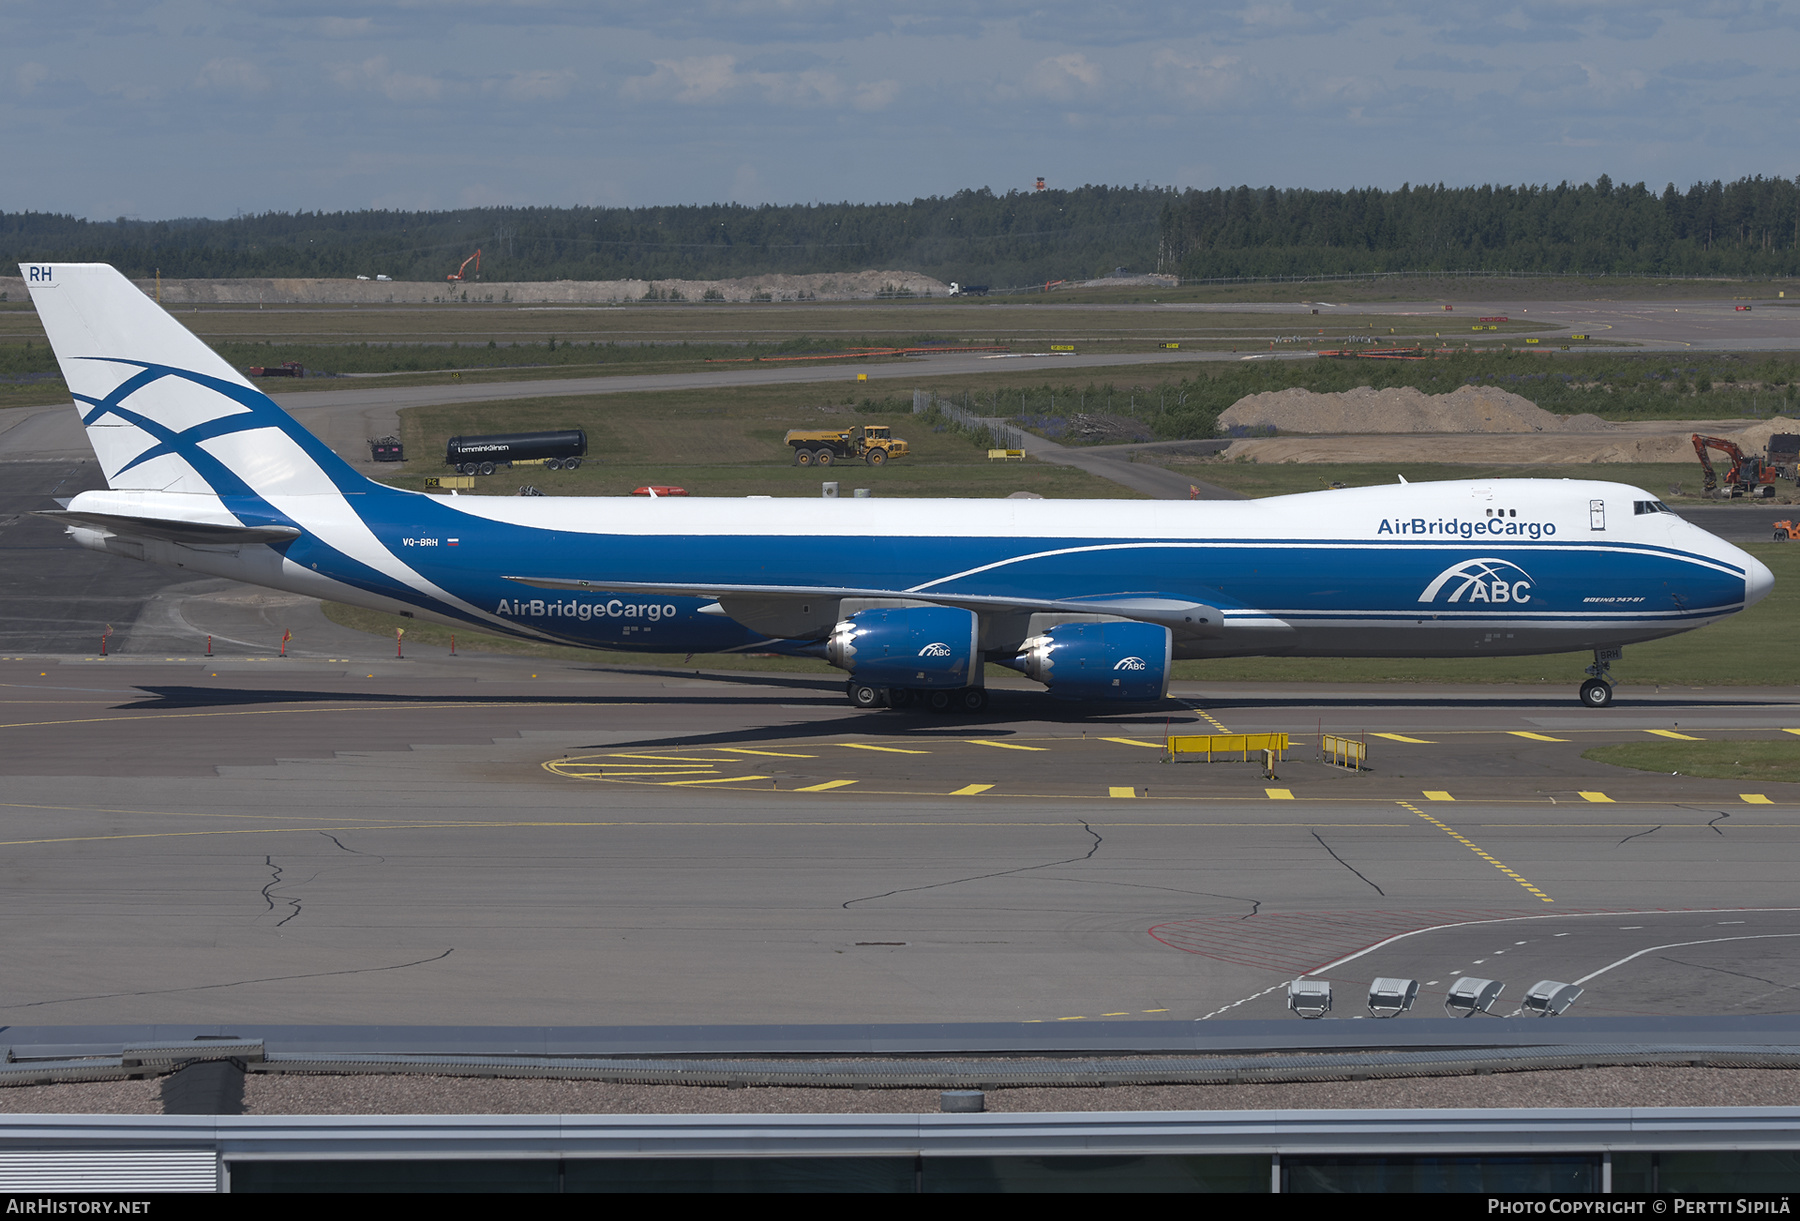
[20,262,366,499]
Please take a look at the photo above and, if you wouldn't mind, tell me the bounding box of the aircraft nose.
[1745,551,1775,608]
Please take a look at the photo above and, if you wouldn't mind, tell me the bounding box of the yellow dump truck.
[784,424,910,467]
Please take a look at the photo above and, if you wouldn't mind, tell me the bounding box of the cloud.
[1662,58,1755,81]
[194,57,270,95]
[621,55,859,107]
[853,79,901,110]
[1394,54,1495,73]
[1031,53,1102,99]
[1151,51,1252,108]
[622,55,739,103]
[319,16,374,39]
[15,62,49,96]
[500,69,577,101]
[331,56,445,103]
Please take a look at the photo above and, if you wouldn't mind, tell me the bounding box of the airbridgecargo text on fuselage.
[497,597,680,622]
[1378,516,1558,540]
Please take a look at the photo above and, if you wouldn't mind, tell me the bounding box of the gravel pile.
[1220,385,1610,435]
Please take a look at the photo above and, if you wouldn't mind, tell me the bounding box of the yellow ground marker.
[1266,788,1294,800]
[1423,791,1454,802]
[839,743,930,754]
[1646,729,1703,740]
[1401,800,1553,902]
[1785,729,1800,738]
[1109,787,1137,799]
[1579,791,1614,803]
[1374,733,1435,744]
[1101,737,1163,748]
[966,739,1046,751]
[666,775,770,786]
[1509,732,1568,742]
[1742,794,1774,804]
[950,784,994,796]
[796,779,858,792]
[717,748,818,758]
[1194,709,1232,733]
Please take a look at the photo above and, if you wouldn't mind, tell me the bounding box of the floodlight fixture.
[1287,979,1332,1018]
[1444,976,1503,1017]
[1522,980,1583,1016]
[1368,977,1419,1018]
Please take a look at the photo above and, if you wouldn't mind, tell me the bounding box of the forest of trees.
[6,176,1800,285]
[1157,177,1800,279]
[0,187,1162,286]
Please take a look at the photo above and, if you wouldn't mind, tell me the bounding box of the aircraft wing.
[504,574,1225,636]
[36,510,302,547]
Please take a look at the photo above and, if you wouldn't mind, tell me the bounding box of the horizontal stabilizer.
[36,509,301,547]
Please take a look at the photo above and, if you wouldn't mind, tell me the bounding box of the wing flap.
[504,575,1228,636]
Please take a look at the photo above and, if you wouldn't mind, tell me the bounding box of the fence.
[1323,734,1366,770]
[1166,733,1289,763]
[912,391,1029,452]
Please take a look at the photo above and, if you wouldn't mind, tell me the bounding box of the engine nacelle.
[825,606,980,689]
[1020,621,1171,700]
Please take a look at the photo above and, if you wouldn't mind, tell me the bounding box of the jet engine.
[825,606,980,689]
[1018,621,1171,700]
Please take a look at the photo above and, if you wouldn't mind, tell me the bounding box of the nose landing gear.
[1579,648,1621,708]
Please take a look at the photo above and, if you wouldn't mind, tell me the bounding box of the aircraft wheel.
[887,687,915,709]
[960,688,988,712]
[816,449,835,467]
[795,449,813,467]
[1579,679,1614,709]
[926,690,954,713]
[849,682,883,709]
[866,448,887,467]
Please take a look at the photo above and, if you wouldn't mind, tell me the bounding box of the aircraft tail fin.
[20,263,370,499]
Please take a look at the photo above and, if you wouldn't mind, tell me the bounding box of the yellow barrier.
[425,476,476,490]
[987,449,1025,461]
[1323,734,1366,770]
[1166,732,1288,762]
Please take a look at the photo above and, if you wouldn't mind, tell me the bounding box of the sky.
[6,1,1799,221]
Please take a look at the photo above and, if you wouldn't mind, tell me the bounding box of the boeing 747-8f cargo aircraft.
[22,263,1773,710]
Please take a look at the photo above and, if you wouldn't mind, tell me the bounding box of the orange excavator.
[1691,434,1778,498]
[447,249,481,283]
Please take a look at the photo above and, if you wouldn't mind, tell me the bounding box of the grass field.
[1582,739,1800,783]
[0,294,1581,406]
[375,386,1140,501]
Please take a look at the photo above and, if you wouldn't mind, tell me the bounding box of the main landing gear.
[1579,648,1621,708]
[846,680,987,713]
